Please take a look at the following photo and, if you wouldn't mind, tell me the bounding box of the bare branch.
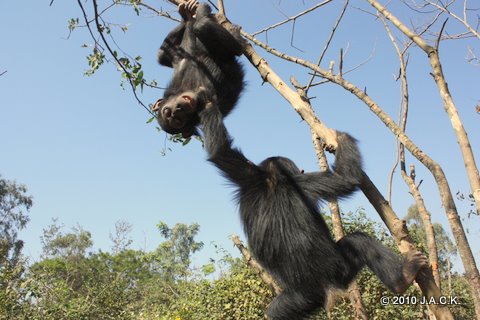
[379,13,406,206]
[309,130,368,319]
[252,0,333,36]
[138,3,180,21]
[368,0,480,216]
[380,9,442,290]
[76,0,105,52]
[466,45,480,65]
[217,0,225,17]
[368,0,432,52]
[306,0,349,92]
[424,0,480,40]
[435,18,449,50]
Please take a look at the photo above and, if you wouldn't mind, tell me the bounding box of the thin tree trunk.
[402,164,441,288]
[312,132,368,320]
[231,234,282,295]
[447,257,452,295]
[382,15,442,292]
[361,174,452,319]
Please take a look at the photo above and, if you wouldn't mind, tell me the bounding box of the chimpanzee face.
[153,91,199,138]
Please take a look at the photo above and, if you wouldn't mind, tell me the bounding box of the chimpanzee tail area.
[199,104,428,320]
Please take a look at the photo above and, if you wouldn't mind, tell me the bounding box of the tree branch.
[91,0,153,115]
[252,0,333,36]
[231,235,282,295]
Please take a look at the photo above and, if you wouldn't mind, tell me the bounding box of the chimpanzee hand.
[178,0,198,21]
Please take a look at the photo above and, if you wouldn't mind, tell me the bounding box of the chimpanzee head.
[152,90,203,138]
[260,157,303,176]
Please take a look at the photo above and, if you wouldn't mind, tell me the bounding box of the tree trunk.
[447,257,452,295]
[402,164,441,288]
[312,133,368,320]
[361,174,453,319]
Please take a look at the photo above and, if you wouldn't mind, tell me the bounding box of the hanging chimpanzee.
[199,104,429,320]
[152,0,244,138]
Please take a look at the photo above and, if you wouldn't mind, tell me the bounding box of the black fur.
[155,2,244,136]
[199,105,424,320]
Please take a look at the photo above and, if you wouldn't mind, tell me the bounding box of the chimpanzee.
[152,0,244,138]
[199,104,429,320]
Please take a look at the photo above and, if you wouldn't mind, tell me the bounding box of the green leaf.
[146,116,155,124]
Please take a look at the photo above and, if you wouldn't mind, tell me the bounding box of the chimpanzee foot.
[394,250,429,293]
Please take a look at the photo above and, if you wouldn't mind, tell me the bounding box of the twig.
[76,0,105,52]
[435,18,449,50]
[424,0,480,40]
[379,13,406,206]
[252,0,333,36]
[306,0,349,92]
[91,0,153,115]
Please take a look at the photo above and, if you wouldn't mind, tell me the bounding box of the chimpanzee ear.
[152,99,163,112]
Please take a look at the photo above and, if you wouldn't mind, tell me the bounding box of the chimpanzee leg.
[158,23,187,67]
[337,232,427,293]
[267,289,325,320]
[193,16,243,57]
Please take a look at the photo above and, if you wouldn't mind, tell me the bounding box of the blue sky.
[1,1,479,272]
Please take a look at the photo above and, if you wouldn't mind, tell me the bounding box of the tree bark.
[402,164,441,288]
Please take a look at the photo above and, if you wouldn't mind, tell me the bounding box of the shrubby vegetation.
[0,177,475,319]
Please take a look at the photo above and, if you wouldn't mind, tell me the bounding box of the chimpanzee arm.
[296,133,364,201]
[158,23,187,68]
[199,104,263,187]
[192,4,243,57]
